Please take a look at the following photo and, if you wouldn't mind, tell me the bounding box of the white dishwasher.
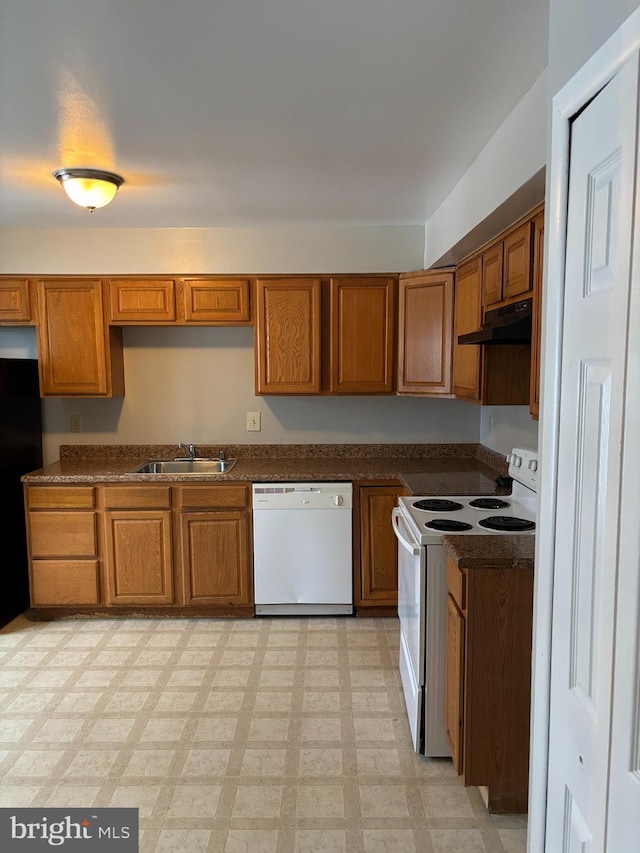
[252,482,353,615]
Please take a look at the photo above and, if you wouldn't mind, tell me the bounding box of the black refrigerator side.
[0,358,43,628]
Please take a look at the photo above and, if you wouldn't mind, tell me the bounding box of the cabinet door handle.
[392,508,421,556]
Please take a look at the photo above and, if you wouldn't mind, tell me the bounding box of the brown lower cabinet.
[445,556,533,813]
[178,484,253,606]
[27,486,100,607]
[25,483,253,616]
[104,511,174,605]
[355,482,404,614]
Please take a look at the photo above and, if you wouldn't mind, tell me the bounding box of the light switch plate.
[247,411,261,431]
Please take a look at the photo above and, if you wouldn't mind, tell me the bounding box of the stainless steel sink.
[132,458,238,474]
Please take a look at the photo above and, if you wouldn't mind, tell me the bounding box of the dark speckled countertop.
[442,535,535,569]
[22,443,510,497]
[22,443,532,568]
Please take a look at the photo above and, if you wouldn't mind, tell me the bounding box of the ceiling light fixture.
[53,168,124,212]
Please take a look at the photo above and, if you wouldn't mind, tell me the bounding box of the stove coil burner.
[413,499,464,512]
[468,498,511,510]
[478,516,535,532]
[424,519,474,532]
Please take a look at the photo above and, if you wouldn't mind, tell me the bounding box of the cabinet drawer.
[447,558,466,610]
[177,484,250,509]
[28,486,95,509]
[103,486,172,509]
[30,512,96,558]
[108,279,177,322]
[182,279,250,322]
[31,560,99,605]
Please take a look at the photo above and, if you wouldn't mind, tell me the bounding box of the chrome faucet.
[218,450,226,462]
[177,442,197,460]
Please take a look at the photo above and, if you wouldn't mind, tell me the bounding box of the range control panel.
[507,447,539,491]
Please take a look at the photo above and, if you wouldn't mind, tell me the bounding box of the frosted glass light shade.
[53,168,124,211]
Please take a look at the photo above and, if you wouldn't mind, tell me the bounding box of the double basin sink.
[132,458,238,475]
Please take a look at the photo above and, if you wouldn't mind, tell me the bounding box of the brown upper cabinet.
[529,212,545,419]
[255,276,396,395]
[109,279,177,322]
[35,279,125,398]
[397,269,454,396]
[481,244,503,307]
[453,258,483,402]
[107,277,251,324]
[0,278,33,323]
[181,278,250,323]
[452,256,531,406]
[254,278,322,394]
[453,206,542,407]
[329,277,396,394]
[483,220,534,310]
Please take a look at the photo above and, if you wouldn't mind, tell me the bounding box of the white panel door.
[607,68,640,853]
[546,55,639,851]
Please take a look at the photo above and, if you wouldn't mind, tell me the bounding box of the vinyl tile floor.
[0,615,527,852]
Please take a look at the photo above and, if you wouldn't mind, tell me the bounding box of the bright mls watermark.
[0,809,138,851]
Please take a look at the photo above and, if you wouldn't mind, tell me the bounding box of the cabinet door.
[529,213,544,419]
[446,593,465,774]
[181,511,252,605]
[330,277,396,393]
[503,221,533,301]
[453,258,482,402]
[0,279,31,323]
[482,243,504,308]
[255,278,322,394]
[104,511,174,605]
[181,279,250,323]
[358,485,402,608]
[36,279,124,397]
[397,271,454,396]
[108,279,177,322]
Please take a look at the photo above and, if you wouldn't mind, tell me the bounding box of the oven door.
[393,507,425,752]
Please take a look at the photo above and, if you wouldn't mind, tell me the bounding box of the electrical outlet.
[70,415,82,433]
[488,415,495,433]
[247,411,261,432]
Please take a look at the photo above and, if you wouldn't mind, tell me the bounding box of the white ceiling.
[0,0,549,229]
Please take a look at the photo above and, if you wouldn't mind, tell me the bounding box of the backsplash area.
[38,326,482,464]
[480,405,538,456]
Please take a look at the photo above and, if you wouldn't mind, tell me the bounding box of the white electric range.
[392,447,538,756]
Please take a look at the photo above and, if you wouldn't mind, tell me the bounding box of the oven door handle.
[392,508,421,556]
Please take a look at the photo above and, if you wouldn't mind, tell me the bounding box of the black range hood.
[458,297,532,345]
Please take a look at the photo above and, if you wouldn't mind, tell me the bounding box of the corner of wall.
[424,68,548,269]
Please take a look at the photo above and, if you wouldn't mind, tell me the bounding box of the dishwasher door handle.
[392,508,421,556]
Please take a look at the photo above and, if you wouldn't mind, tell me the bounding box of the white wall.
[0,225,424,275]
[0,326,37,359]
[548,0,640,96]
[421,78,546,454]
[480,406,538,455]
[424,70,548,269]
